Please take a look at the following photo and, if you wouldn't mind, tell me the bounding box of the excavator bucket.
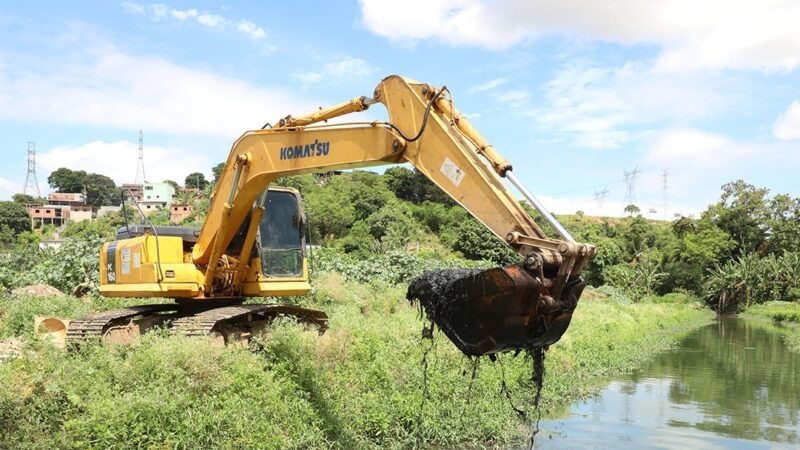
[407,265,586,356]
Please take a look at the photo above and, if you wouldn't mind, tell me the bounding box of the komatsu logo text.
[279,140,330,160]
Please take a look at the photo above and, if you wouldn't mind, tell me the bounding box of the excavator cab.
[257,188,306,278]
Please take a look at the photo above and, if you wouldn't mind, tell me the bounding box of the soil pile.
[10,284,64,298]
[0,338,22,362]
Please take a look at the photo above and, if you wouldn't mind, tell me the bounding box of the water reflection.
[539,317,800,449]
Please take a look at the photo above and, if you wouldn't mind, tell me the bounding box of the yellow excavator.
[42,75,595,355]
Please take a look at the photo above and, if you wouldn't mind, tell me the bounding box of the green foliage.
[745,302,800,324]
[303,177,357,241]
[212,162,226,183]
[704,180,770,256]
[0,201,32,247]
[0,237,101,293]
[47,168,120,207]
[0,278,712,449]
[603,260,666,302]
[365,200,416,250]
[312,247,492,285]
[705,252,800,311]
[451,217,518,265]
[340,220,379,257]
[184,172,208,190]
[61,219,114,240]
[384,167,453,205]
[12,193,43,204]
[624,204,641,216]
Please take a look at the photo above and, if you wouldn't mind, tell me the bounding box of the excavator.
[38,75,596,356]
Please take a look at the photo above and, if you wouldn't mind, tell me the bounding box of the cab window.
[258,191,304,277]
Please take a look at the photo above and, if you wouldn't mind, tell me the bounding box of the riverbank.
[742,301,800,353]
[0,276,713,449]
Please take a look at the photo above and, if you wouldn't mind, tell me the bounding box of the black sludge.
[407,265,585,357]
[406,268,483,323]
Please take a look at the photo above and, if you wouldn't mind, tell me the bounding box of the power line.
[547,178,625,197]
[23,141,40,197]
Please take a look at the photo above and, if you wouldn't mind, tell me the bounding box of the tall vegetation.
[3,161,798,311]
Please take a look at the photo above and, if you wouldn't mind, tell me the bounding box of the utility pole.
[622,166,640,208]
[134,129,146,189]
[23,141,41,197]
[593,186,610,211]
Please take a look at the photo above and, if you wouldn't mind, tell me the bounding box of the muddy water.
[538,317,800,449]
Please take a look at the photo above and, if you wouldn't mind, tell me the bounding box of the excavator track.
[66,304,179,344]
[170,304,329,339]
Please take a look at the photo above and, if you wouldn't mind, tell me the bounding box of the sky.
[0,0,798,218]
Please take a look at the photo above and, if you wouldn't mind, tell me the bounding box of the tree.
[453,217,517,264]
[0,201,32,247]
[84,173,120,207]
[12,193,36,204]
[212,162,226,183]
[624,204,641,216]
[704,180,769,256]
[47,167,119,207]
[384,167,453,205]
[185,172,208,190]
[765,193,800,254]
[48,167,86,193]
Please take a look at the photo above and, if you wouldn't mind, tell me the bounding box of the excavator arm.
[196,76,593,289]
[189,75,595,355]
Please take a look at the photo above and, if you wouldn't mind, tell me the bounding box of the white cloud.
[469,77,507,93]
[0,46,317,138]
[773,101,800,140]
[170,8,197,21]
[151,3,168,20]
[123,3,268,40]
[196,13,225,28]
[526,63,731,150]
[293,57,378,85]
[530,66,634,149]
[292,72,323,84]
[121,1,145,15]
[38,140,212,186]
[237,21,267,39]
[359,0,800,71]
[646,128,752,168]
[0,177,19,200]
[496,89,528,107]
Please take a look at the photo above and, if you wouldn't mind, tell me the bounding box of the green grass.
[0,279,712,449]
[742,301,800,353]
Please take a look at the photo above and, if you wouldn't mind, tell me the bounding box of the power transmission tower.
[593,186,609,210]
[661,169,669,220]
[23,141,41,197]
[134,129,146,187]
[622,166,640,207]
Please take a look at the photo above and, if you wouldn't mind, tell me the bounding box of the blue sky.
[0,0,798,217]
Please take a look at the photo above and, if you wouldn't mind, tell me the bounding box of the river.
[538,317,800,449]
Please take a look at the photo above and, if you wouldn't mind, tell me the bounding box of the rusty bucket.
[407,265,586,356]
